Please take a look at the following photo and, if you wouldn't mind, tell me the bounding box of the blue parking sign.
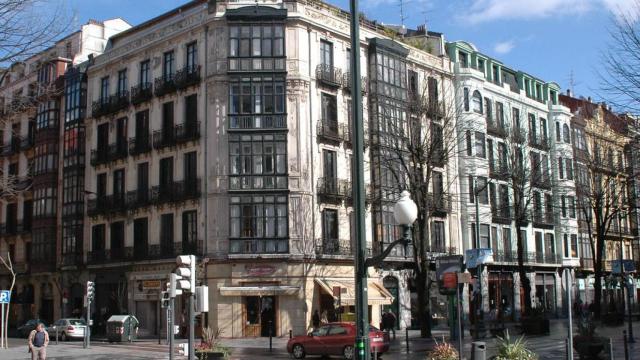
[0,290,10,304]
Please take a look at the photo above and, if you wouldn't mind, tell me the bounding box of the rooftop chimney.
[566,89,571,97]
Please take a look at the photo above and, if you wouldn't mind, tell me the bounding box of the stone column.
[528,272,537,308]
[513,272,521,321]
[482,266,490,313]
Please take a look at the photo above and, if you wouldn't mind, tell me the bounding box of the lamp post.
[355,191,417,360]
[617,212,635,343]
[473,178,486,339]
[564,267,575,360]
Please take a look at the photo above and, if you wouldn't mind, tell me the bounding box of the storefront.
[488,272,514,321]
[314,278,394,325]
[535,273,557,315]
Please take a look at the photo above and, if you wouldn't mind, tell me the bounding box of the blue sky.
[67,0,635,99]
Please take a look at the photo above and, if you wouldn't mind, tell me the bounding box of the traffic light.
[168,273,182,298]
[161,291,170,308]
[176,255,196,293]
[86,281,95,301]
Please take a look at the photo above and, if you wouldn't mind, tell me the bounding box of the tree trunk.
[516,223,532,316]
[416,268,432,337]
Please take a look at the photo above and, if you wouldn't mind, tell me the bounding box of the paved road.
[0,319,638,359]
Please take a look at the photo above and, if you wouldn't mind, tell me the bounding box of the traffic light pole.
[189,293,195,360]
[169,297,174,360]
[84,298,91,349]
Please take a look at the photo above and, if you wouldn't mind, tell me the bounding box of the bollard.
[405,328,409,353]
[471,341,486,360]
[269,320,273,353]
[55,327,59,345]
[289,329,292,339]
[609,337,614,360]
[624,330,629,360]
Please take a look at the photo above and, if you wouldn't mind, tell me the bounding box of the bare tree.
[376,70,465,337]
[0,252,16,348]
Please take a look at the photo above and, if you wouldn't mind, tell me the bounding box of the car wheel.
[343,345,354,360]
[61,332,67,341]
[292,343,306,359]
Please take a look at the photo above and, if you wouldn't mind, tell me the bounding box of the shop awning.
[314,278,394,305]
[219,285,300,297]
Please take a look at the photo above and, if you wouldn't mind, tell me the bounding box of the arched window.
[463,88,469,111]
[472,90,483,114]
[563,124,570,143]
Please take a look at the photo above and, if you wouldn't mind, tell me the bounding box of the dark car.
[17,319,48,338]
[287,322,389,359]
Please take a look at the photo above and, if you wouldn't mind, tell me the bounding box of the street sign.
[457,272,472,284]
[465,248,494,269]
[611,259,636,274]
[437,256,463,295]
[0,290,10,304]
[443,273,457,289]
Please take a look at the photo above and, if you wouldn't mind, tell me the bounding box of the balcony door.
[113,169,125,203]
[159,157,174,193]
[133,218,148,260]
[184,151,197,187]
[320,40,333,68]
[322,209,338,253]
[162,102,174,142]
[323,150,337,191]
[110,221,124,261]
[137,162,149,202]
[97,123,109,154]
[160,213,174,257]
[135,110,149,146]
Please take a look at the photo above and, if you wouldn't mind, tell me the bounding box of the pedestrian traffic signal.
[176,255,196,293]
[161,291,170,308]
[86,281,95,301]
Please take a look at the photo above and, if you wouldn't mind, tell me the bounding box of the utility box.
[196,285,209,312]
[106,315,139,343]
[471,341,486,360]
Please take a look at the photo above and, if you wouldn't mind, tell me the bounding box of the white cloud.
[461,0,592,24]
[601,0,640,22]
[494,40,515,54]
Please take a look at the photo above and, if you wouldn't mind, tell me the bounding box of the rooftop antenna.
[399,0,409,27]
[567,69,581,96]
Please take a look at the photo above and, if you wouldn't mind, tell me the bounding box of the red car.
[287,322,390,359]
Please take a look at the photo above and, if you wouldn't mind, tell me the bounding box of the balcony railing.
[533,211,554,227]
[427,245,458,255]
[87,194,128,217]
[487,121,508,138]
[316,239,353,257]
[317,177,350,203]
[489,160,510,178]
[126,189,152,210]
[341,124,369,149]
[90,143,128,166]
[175,65,201,89]
[91,91,130,118]
[153,122,200,150]
[130,82,153,105]
[580,257,595,270]
[317,119,340,142]
[529,135,550,151]
[531,176,551,190]
[128,135,152,156]
[154,74,177,97]
[228,114,287,130]
[316,64,342,87]
[491,206,512,224]
[428,193,451,215]
[151,179,201,206]
[511,128,526,143]
[493,250,562,265]
[342,72,368,93]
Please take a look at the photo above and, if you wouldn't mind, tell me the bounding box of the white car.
[47,318,87,341]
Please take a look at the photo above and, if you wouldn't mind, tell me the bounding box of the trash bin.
[471,341,486,360]
[106,315,139,343]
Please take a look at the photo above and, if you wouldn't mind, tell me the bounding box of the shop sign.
[457,272,472,284]
[246,264,276,276]
[142,280,161,290]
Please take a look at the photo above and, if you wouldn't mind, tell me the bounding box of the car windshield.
[68,319,86,326]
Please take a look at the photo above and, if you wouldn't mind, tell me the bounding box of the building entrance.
[243,296,276,337]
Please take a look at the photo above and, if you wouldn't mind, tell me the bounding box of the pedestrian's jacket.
[28,329,49,349]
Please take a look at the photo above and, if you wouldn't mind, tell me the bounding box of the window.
[229,133,287,190]
[568,196,576,218]
[471,223,490,248]
[484,98,492,121]
[563,124,570,143]
[463,88,469,111]
[472,90,482,113]
[528,113,537,139]
[571,234,578,257]
[110,221,125,259]
[184,151,197,184]
[91,224,105,252]
[320,40,333,67]
[323,150,337,180]
[186,42,198,71]
[96,173,107,198]
[230,195,289,253]
[561,196,567,217]
[160,213,174,256]
[185,94,198,127]
[558,157,564,179]
[477,177,488,204]
[36,100,59,129]
[466,131,472,156]
[100,77,109,102]
[159,157,174,189]
[228,24,285,71]
[64,74,85,123]
[512,107,520,130]
[459,51,468,67]
[139,60,150,85]
[162,101,174,141]
[574,127,587,150]
[133,217,148,259]
[502,227,512,253]
[492,65,500,84]
[496,102,504,127]
[113,169,125,199]
[137,162,149,192]
[477,58,485,72]
[34,142,58,175]
[182,210,198,251]
[163,51,175,80]
[321,93,337,123]
[322,209,338,241]
[555,122,561,142]
[475,131,486,158]
[228,76,286,129]
[117,69,127,95]
[566,159,573,180]
[431,221,445,250]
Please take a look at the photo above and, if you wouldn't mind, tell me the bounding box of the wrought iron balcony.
[493,250,518,263]
[316,64,342,87]
[126,189,152,210]
[487,120,508,138]
[228,114,287,130]
[91,91,130,118]
[511,128,526,143]
[1,138,20,156]
[175,65,201,89]
[154,74,177,97]
[533,211,554,228]
[428,193,451,215]
[130,82,153,105]
[87,194,127,217]
[529,135,550,151]
[580,258,594,270]
[20,136,34,151]
[175,121,201,144]
[151,179,201,206]
[342,72,368,93]
[128,135,152,156]
[90,143,128,166]
[341,124,369,149]
[427,245,458,255]
[317,119,340,142]
[316,239,354,257]
[489,160,510,178]
[317,177,350,203]
[491,205,512,224]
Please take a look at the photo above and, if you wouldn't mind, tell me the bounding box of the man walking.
[28,323,49,360]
